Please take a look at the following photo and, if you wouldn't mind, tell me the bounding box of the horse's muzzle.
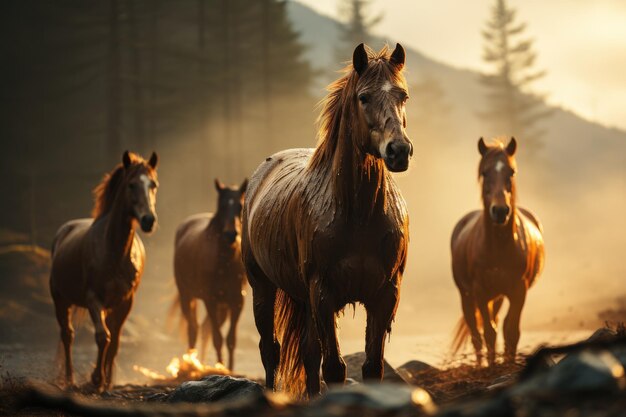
[490,205,511,225]
[384,140,412,172]
[223,231,238,243]
[140,214,156,232]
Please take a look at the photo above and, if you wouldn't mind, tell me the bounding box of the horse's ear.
[506,137,517,156]
[478,137,488,156]
[239,178,249,194]
[390,43,405,70]
[353,43,368,76]
[214,178,224,192]
[148,151,159,169]
[122,150,132,169]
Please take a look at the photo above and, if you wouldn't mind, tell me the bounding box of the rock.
[397,360,438,383]
[587,327,617,343]
[343,352,407,384]
[513,349,626,396]
[166,375,265,404]
[309,383,436,415]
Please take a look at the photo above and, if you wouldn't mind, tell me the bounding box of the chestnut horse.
[50,151,159,390]
[173,178,248,370]
[242,44,412,397]
[451,138,544,366]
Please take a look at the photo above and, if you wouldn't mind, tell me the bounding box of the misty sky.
[297,0,626,131]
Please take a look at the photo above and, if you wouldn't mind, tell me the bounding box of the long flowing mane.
[92,153,147,219]
[309,45,405,171]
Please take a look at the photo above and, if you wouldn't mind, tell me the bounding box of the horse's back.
[50,218,93,304]
[245,148,313,213]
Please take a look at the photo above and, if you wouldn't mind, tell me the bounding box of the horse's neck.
[103,199,135,259]
[330,133,386,219]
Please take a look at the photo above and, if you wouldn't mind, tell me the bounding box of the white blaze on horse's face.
[495,160,505,173]
[357,72,412,172]
[133,173,158,232]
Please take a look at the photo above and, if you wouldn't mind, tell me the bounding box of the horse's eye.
[400,92,409,104]
[358,93,369,104]
[149,180,157,189]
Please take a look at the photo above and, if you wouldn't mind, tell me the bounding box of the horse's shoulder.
[518,207,543,234]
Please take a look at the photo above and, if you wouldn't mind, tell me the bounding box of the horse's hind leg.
[302,304,322,396]
[226,297,243,371]
[54,302,74,386]
[246,261,280,389]
[310,279,345,386]
[363,282,399,381]
[503,286,526,364]
[199,314,211,363]
[180,295,198,351]
[461,294,483,366]
[103,299,133,389]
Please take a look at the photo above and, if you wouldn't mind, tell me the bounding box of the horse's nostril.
[386,142,397,159]
[386,141,411,160]
[140,215,155,231]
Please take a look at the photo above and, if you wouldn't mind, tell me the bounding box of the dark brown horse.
[451,138,544,366]
[173,178,248,371]
[242,43,412,397]
[50,151,159,390]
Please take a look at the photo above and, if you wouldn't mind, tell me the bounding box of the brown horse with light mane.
[50,151,159,390]
[451,138,544,366]
[173,178,248,370]
[242,43,412,397]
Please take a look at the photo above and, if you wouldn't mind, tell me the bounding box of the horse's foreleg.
[86,291,110,390]
[180,296,198,351]
[226,298,243,371]
[363,282,399,381]
[206,301,224,365]
[302,304,322,397]
[460,294,483,366]
[477,298,497,366]
[54,303,74,386]
[504,286,526,363]
[103,299,133,389]
[310,279,345,387]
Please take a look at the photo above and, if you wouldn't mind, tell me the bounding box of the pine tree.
[480,0,551,153]
[335,0,383,64]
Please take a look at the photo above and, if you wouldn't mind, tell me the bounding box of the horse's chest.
[473,249,526,295]
[317,222,405,302]
[94,261,141,306]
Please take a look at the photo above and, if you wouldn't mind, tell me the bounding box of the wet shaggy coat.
[242,44,411,397]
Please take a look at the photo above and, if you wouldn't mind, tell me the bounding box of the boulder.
[309,383,436,415]
[513,349,626,396]
[166,375,265,404]
[343,352,407,384]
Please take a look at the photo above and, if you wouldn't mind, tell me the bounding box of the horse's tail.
[450,297,503,357]
[450,310,483,357]
[274,289,307,398]
[166,293,183,336]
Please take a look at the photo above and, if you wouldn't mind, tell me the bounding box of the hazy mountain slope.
[287,1,626,332]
